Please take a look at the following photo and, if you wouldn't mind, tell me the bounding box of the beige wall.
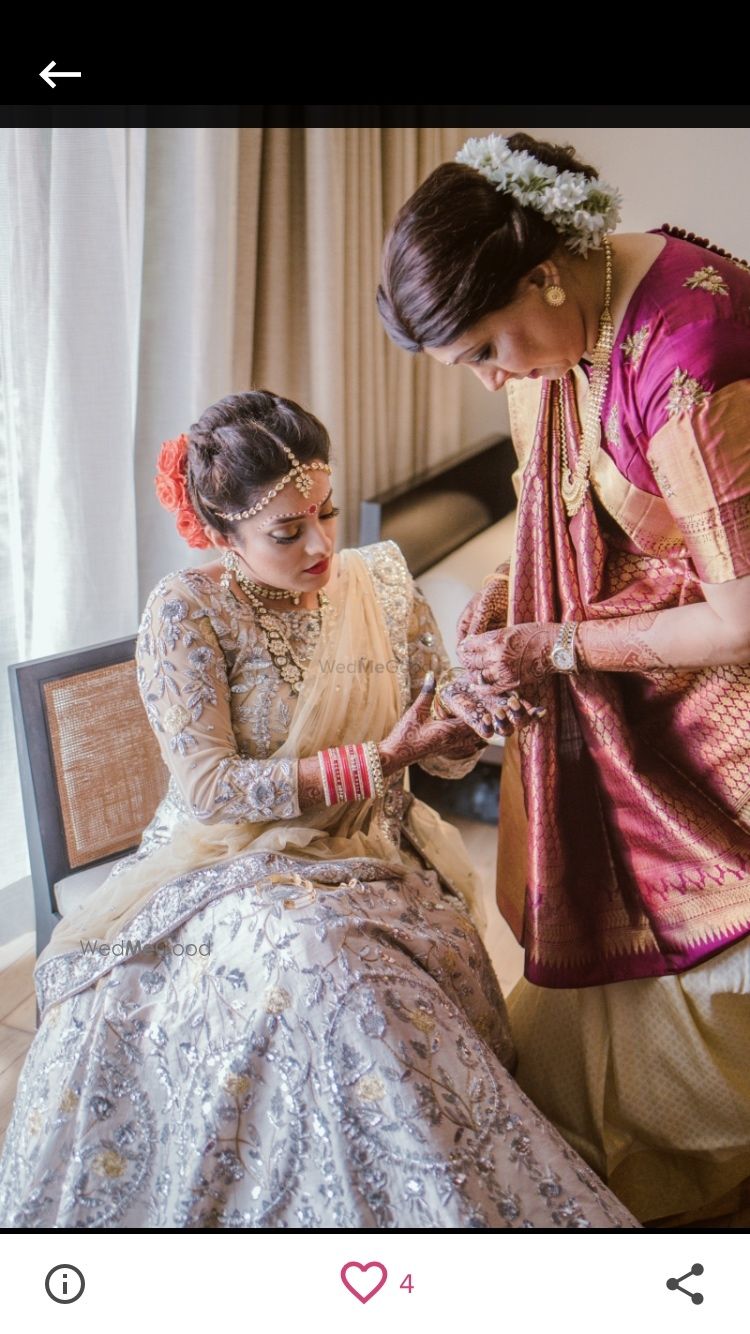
[459,125,750,445]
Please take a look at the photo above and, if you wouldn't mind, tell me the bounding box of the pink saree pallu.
[503,369,750,987]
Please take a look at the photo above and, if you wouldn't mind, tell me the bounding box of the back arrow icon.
[40,62,82,88]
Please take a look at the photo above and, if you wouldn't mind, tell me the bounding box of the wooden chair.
[8,636,170,980]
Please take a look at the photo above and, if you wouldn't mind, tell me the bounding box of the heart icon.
[340,1261,388,1304]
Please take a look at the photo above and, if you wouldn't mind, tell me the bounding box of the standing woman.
[377,132,750,1225]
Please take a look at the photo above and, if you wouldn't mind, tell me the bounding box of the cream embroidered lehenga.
[0,540,636,1228]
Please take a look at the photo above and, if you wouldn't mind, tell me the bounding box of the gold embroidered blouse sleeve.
[646,378,750,583]
[407,583,483,779]
[136,574,301,824]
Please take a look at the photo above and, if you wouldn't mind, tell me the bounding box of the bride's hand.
[438,674,546,738]
[377,673,489,777]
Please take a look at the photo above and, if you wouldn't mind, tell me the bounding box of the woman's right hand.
[378,673,490,777]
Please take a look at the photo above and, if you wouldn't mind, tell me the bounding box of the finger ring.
[430,695,452,720]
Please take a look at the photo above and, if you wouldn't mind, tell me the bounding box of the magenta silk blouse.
[586,228,750,505]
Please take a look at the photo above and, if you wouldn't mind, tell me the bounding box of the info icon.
[45,1264,85,1304]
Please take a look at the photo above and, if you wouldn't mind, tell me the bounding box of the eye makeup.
[271,507,339,544]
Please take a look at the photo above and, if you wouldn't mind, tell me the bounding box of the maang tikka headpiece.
[213,443,332,521]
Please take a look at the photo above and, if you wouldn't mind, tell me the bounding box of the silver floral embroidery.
[3,857,637,1229]
[136,571,300,823]
[667,368,708,418]
[163,703,192,737]
[135,542,478,850]
[620,323,650,367]
[684,265,729,296]
[0,545,641,1233]
[605,402,622,449]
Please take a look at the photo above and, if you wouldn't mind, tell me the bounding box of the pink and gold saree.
[500,229,750,988]
[500,228,750,1221]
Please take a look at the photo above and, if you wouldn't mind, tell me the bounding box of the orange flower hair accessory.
[154,433,211,549]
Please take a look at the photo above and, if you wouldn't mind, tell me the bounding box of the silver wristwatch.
[550,622,579,673]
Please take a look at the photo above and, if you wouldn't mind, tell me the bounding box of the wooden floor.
[0,930,36,1158]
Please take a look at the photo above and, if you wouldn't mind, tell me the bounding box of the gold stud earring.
[544,284,567,307]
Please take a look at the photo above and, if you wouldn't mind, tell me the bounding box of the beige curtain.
[232,128,467,548]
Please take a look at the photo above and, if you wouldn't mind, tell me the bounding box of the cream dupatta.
[36,545,488,986]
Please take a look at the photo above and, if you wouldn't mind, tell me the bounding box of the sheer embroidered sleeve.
[406,581,485,779]
[135,573,300,823]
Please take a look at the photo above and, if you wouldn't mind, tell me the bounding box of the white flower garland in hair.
[455,134,623,256]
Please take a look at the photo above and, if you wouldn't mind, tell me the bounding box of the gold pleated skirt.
[507,933,750,1224]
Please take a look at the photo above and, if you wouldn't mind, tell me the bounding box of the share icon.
[666,1263,704,1304]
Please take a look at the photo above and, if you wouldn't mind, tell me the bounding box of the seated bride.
[0,390,637,1229]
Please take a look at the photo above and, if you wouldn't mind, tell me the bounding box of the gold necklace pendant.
[561,464,588,516]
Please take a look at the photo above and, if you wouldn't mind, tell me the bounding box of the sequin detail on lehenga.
[0,542,638,1229]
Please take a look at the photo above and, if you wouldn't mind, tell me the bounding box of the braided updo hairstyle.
[376,132,600,352]
[186,390,332,541]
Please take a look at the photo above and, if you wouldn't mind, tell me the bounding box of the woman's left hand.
[457,622,559,691]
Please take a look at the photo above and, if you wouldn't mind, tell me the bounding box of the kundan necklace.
[559,235,614,518]
[220,547,302,604]
[220,548,330,695]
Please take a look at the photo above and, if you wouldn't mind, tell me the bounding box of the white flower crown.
[455,134,623,256]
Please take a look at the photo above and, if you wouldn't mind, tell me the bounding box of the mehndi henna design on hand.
[440,677,546,738]
[577,612,668,671]
[457,562,511,642]
[458,623,558,691]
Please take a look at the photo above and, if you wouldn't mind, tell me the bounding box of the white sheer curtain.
[0,124,466,902]
[234,128,466,549]
[0,128,239,896]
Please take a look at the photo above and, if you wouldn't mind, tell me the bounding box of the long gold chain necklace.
[218,552,329,699]
[228,559,330,695]
[559,235,614,517]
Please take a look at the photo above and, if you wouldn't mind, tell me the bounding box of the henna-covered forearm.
[297,675,488,806]
[577,598,750,673]
[297,755,328,811]
[457,576,750,680]
[576,613,667,671]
